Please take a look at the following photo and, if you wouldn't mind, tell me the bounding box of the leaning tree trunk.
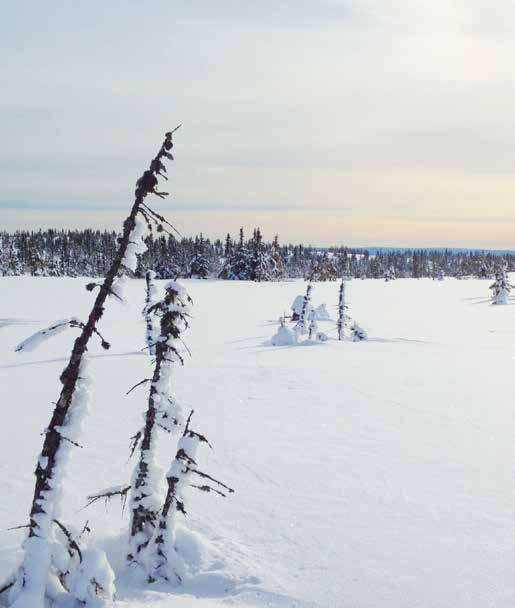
[10,129,179,608]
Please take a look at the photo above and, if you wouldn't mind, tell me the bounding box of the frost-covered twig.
[9,129,180,608]
[126,378,152,396]
[85,485,131,510]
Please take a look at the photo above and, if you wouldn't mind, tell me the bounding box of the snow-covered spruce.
[144,270,159,356]
[8,130,179,608]
[351,322,368,342]
[249,228,270,282]
[294,282,313,337]
[127,281,191,566]
[145,412,234,584]
[337,279,348,341]
[290,295,305,322]
[489,268,512,305]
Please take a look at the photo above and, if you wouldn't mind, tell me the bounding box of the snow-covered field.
[1,276,515,607]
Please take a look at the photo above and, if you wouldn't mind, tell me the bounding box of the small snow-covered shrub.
[490,268,511,305]
[351,322,368,342]
[271,318,297,346]
[291,295,307,321]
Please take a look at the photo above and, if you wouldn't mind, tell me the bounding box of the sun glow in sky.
[2,1,515,248]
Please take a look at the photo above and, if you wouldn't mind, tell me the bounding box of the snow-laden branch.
[15,318,81,353]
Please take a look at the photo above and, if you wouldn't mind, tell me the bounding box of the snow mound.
[314,304,331,321]
[271,325,297,346]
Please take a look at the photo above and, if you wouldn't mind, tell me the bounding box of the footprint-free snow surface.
[1,276,515,607]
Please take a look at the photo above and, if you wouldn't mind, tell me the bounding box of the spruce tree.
[249,228,270,282]
[337,279,348,341]
[490,267,512,305]
[127,281,191,566]
[220,227,250,280]
[189,234,210,279]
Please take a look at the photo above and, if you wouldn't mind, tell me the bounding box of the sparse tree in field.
[6,128,180,608]
[295,281,313,337]
[337,279,348,341]
[146,412,233,584]
[127,281,191,566]
[351,322,368,341]
[490,267,512,305]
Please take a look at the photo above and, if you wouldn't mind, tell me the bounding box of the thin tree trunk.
[11,131,177,607]
[127,282,190,564]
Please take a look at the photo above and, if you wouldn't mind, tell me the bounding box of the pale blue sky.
[2,1,515,247]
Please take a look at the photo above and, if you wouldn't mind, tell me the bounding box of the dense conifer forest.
[1,229,513,280]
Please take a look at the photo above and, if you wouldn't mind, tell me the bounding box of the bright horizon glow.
[2,1,515,249]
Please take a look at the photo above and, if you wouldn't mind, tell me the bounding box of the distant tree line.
[1,228,514,280]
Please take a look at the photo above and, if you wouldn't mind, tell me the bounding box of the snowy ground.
[1,276,515,607]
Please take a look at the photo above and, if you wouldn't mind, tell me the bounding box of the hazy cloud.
[1,1,515,247]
